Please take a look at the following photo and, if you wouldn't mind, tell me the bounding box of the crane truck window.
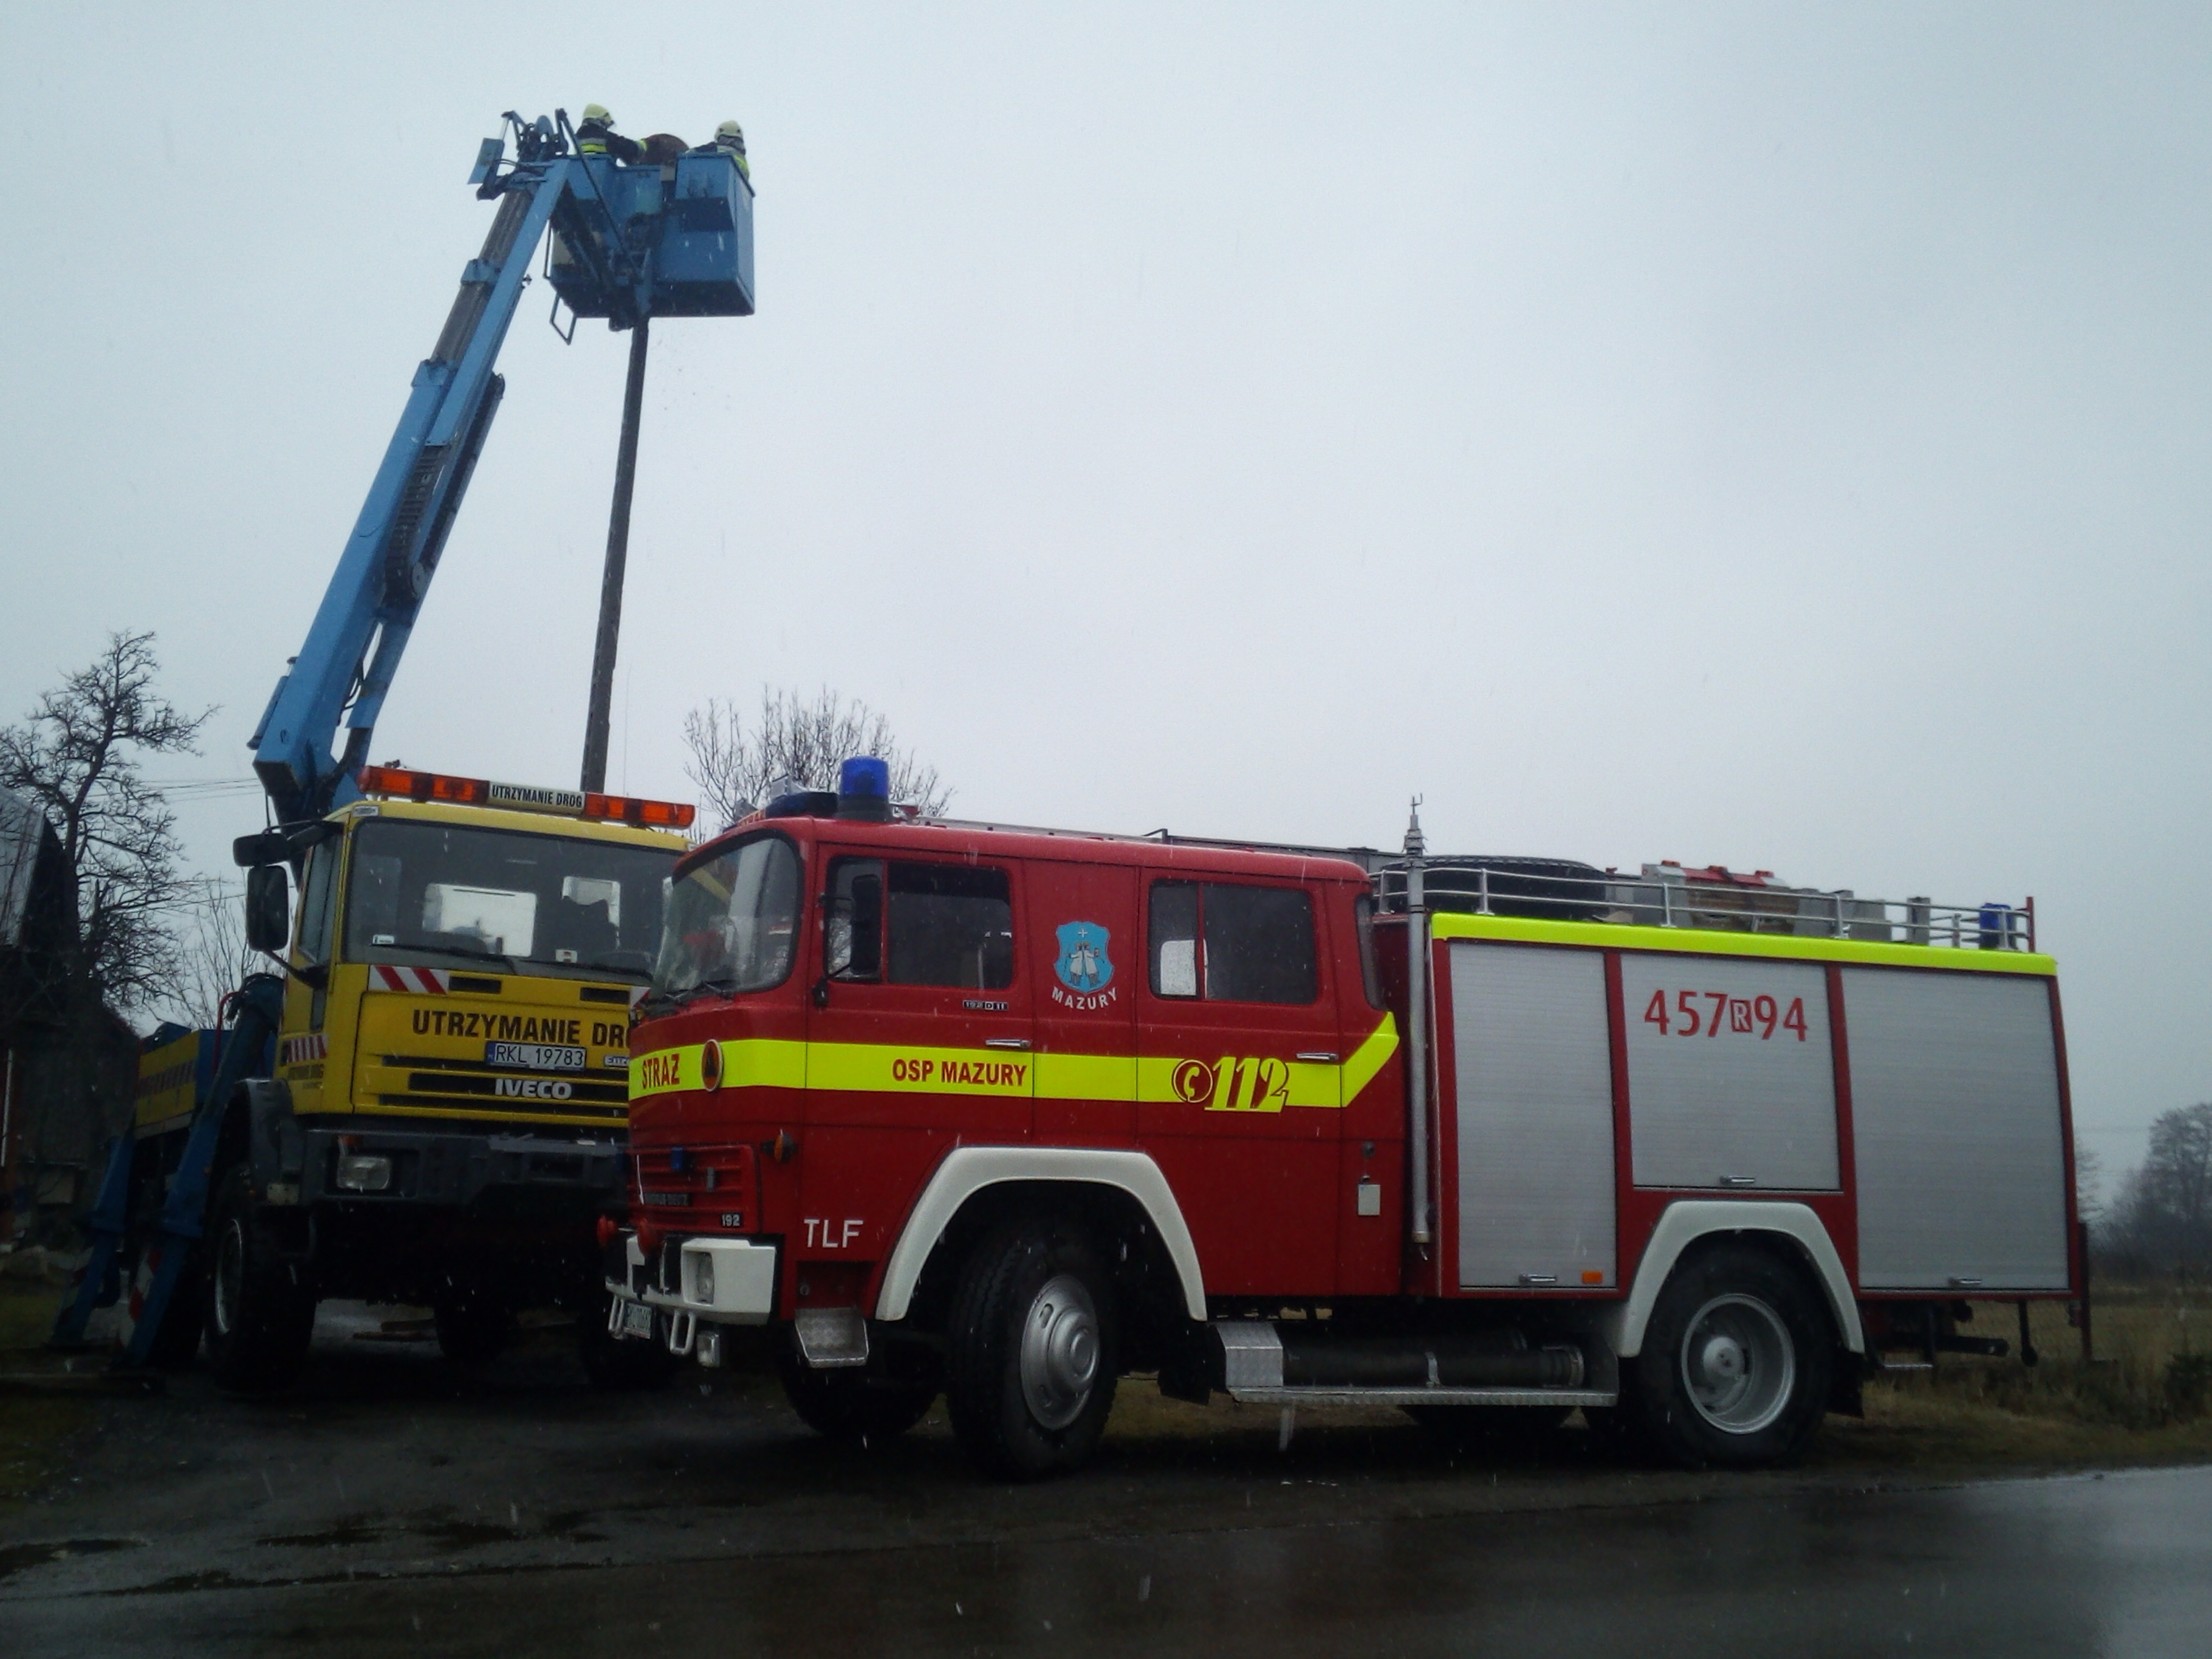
[825,858,1014,990]
[1148,881,1318,1006]
[342,819,674,979]
[653,833,802,997]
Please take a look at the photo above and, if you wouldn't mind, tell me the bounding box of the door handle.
[984,1037,1032,1051]
[1295,1051,1339,1064]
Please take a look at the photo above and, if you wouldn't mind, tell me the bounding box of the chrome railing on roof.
[1371,858,2035,952]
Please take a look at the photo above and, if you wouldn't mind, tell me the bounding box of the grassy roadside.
[0,1281,97,1515]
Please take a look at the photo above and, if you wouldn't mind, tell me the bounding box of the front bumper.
[292,1124,623,1209]
[607,1231,779,1341]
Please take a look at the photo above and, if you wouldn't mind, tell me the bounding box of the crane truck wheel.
[1627,1241,1832,1470]
[944,1216,1118,1480]
[202,1166,316,1394]
[774,1338,937,1446]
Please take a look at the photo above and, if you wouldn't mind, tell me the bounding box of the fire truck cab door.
[1027,859,1138,1142]
[807,849,1035,1143]
[1135,876,1343,1296]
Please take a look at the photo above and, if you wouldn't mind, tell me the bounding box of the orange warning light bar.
[356,765,488,805]
[583,791,697,829]
[356,767,694,828]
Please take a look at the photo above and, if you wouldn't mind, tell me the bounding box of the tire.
[1406,1404,1572,1452]
[775,1338,936,1445]
[203,1167,315,1394]
[944,1216,1118,1480]
[576,1288,678,1391]
[1627,1242,1833,1469]
[433,1293,516,1364]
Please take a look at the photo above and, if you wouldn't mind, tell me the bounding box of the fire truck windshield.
[342,819,677,981]
[649,832,802,1003]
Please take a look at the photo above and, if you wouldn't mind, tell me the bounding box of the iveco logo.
[494,1077,574,1100]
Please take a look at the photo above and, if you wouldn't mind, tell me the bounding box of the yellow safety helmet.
[716,120,745,149]
[581,103,614,127]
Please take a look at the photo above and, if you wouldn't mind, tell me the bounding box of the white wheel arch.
[873,1146,1208,1323]
[1613,1200,1864,1358]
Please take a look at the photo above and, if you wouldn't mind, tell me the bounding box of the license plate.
[485,1041,586,1072]
[618,1299,655,1339]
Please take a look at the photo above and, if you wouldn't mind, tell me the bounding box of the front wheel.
[203,1168,315,1394]
[945,1217,1117,1480]
[1628,1242,1832,1469]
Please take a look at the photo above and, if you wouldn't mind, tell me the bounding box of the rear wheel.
[776,1339,936,1445]
[1628,1242,1832,1469]
[945,1217,1117,1480]
[203,1167,315,1394]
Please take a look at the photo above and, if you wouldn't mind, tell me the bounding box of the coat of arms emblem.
[1053,921,1113,994]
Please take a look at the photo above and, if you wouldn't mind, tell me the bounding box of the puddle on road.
[0,1537,144,1582]
[255,1507,610,1553]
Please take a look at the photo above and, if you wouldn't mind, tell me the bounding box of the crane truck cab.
[604,764,2077,1480]
[127,767,692,1391]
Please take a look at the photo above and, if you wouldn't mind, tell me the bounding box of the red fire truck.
[605,759,2077,1478]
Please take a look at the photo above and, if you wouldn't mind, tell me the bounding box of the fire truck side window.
[1149,882,1200,998]
[1148,881,1318,1006]
[824,858,885,982]
[887,862,1013,989]
[1354,893,1386,1010]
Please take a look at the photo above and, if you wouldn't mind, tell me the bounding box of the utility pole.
[580,317,650,793]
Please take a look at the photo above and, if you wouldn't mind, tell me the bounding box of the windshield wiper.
[674,977,740,1010]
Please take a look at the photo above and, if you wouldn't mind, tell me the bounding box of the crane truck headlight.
[336,1153,392,1193]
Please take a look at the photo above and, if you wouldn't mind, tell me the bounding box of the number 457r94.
[1644,988,1808,1041]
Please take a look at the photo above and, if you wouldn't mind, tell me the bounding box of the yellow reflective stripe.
[1341,1013,1400,1101]
[1036,1052,1135,1100]
[806,1041,1032,1096]
[628,1038,805,1102]
[630,1016,1402,1109]
[1428,912,2057,975]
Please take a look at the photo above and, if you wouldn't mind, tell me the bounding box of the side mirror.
[245,864,291,954]
[233,831,290,869]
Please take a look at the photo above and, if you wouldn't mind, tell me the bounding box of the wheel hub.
[1680,1293,1795,1435]
[1018,1273,1099,1431]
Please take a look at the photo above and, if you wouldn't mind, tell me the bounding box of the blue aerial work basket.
[548,150,755,321]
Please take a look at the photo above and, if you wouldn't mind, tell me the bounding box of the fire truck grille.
[632,1143,757,1230]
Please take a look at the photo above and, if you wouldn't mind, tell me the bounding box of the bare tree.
[682,688,950,833]
[2108,1103,2212,1271]
[167,876,256,1029]
[0,631,212,1013]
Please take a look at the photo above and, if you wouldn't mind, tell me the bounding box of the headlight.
[335,1153,392,1192]
[692,1255,715,1304]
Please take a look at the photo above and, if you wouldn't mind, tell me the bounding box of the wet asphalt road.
[5,1305,2210,1657]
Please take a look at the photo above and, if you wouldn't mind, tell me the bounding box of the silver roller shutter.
[1620,955,1840,1191]
[1449,941,1617,1289]
[1843,968,2069,1291]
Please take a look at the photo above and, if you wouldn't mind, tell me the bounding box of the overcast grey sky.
[2,4,2206,1181]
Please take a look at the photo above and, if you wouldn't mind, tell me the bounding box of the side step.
[1212,1320,1618,1409]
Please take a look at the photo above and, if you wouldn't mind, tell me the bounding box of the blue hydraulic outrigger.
[56,110,753,1360]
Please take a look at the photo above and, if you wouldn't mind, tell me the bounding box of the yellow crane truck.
[113,767,692,1389]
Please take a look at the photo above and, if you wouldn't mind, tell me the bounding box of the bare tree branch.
[0,631,214,1013]
[682,688,950,834]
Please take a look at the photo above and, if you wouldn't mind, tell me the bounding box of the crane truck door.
[1136,877,1342,1295]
